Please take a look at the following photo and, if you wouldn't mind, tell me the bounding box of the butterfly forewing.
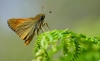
[8,18,37,45]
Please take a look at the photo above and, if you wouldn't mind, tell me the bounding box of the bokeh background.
[0,0,100,61]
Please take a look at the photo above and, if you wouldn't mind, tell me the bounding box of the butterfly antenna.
[48,11,52,14]
[45,11,52,15]
[41,6,44,14]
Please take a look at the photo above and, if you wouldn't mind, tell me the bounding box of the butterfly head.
[34,14,45,21]
[40,14,45,20]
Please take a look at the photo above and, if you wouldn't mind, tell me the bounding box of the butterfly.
[7,6,51,45]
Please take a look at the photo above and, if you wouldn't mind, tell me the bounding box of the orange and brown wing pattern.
[7,18,34,31]
[7,18,37,45]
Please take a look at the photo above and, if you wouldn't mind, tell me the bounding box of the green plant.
[32,29,100,61]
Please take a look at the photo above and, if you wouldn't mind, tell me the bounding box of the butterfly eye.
[40,16,42,19]
[40,15,45,20]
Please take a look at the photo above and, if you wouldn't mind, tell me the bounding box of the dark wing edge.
[7,19,16,31]
[24,29,36,45]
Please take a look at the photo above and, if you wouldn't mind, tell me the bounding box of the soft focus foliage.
[33,29,100,61]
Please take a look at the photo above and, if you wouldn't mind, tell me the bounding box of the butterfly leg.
[36,28,39,35]
[43,22,50,31]
[41,26,45,32]
[34,25,39,35]
[39,22,50,32]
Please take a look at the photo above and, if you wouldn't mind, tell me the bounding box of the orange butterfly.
[7,7,51,45]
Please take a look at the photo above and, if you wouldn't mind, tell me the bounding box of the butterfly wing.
[7,18,37,45]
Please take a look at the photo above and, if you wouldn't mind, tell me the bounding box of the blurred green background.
[0,0,100,61]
